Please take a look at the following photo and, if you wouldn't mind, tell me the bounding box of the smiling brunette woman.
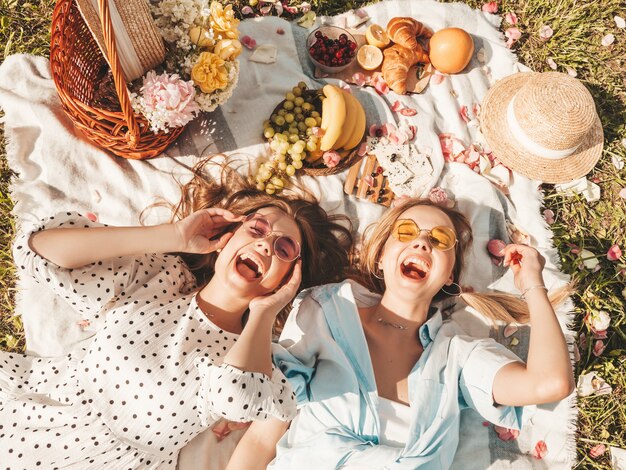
[227,198,574,470]
[0,156,352,469]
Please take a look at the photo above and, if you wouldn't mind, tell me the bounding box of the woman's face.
[214,207,302,298]
[379,205,457,300]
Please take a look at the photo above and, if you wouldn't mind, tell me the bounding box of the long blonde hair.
[354,198,568,324]
[155,155,354,328]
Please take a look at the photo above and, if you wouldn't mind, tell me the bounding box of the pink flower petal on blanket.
[408,125,417,140]
[593,340,606,357]
[590,444,607,459]
[481,2,498,14]
[503,324,518,338]
[399,107,417,116]
[357,142,369,157]
[276,27,285,35]
[85,212,98,222]
[241,5,254,15]
[459,105,471,123]
[505,27,522,48]
[363,175,375,187]
[77,319,91,329]
[391,100,404,112]
[539,25,553,41]
[241,35,257,50]
[482,421,490,427]
[338,80,351,92]
[494,425,519,441]
[607,244,623,261]
[371,74,390,95]
[472,103,481,119]
[383,122,397,134]
[431,73,446,85]
[352,72,368,87]
[389,130,409,145]
[533,440,548,459]
[487,239,506,258]
[504,12,518,25]
[593,329,608,340]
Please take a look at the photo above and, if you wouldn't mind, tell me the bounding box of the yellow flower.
[191,52,228,93]
[189,26,215,49]
[213,39,242,60]
[210,2,239,40]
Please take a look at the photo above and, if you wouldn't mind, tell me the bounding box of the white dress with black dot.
[0,213,296,470]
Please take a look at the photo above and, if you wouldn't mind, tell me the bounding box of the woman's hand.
[173,208,243,254]
[502,244,546,292]
[249,261,302,318]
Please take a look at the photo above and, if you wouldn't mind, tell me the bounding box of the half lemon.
[365,24,390,49]
[357,44,384,71]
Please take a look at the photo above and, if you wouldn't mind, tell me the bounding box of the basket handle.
[97,0,140,148]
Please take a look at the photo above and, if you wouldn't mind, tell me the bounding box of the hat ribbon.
[506,94,580,160]
[90,0,144,81]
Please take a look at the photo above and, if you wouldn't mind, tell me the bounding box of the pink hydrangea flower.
[139,71,199,132]
[322,150,341,168]
[481,2,498,13]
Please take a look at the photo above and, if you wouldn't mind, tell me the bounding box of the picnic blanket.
[0,0,576,468]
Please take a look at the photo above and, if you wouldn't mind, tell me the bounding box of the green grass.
[1,0,625,467]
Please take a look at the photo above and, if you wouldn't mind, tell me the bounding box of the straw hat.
[480,72,604,184]
[76,0,165,81]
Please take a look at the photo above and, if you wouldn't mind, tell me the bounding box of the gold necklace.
[376,317,408,330]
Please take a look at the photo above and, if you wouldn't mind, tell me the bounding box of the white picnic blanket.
[0,0,576,468]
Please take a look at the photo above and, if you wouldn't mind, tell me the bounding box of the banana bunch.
[317,84,366,155]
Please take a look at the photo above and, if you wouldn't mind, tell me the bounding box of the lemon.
[357,44,384,71]
[365,24,390,49]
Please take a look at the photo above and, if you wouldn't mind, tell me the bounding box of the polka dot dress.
[1,213,296,470]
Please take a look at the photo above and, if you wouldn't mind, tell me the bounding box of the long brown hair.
[156,155,353,329]
[354,198,568,324]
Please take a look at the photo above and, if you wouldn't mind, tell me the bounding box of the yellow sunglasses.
[391,219,457,251]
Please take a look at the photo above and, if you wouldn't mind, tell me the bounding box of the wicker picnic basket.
[50,0,184,160]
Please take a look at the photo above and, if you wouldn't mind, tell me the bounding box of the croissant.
[386,17,432,50]
[382,44,430,95]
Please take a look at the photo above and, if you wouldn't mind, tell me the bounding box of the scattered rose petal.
[487,239,506,258]
[590,444,607,459]
[585,310,611,332]
[505,27,522,48]
[593,340,606,357]
[300,2,311,14]
[533,441,548,459]
[504,324,518,338]
[622,286,626,300]
[363,174,375,187]
[391,100,404,112]
[276,27,285,35]
[573,342,581,362]
[400,107,417,116]
[482,421,490,427]
[259,4,273,15]
[338,80,351,92]
[77,319,90,329]
[593,329,608,340]
[543,209,555,224]
[481,2,498,14]
[555,177,600,202]
[601,34,615,47]
[506,221,530,245]
[546,57,558,70]
[539,25,553,40]
[579,332,588,349]
[504,12,518,25]
[615,15,626,29]
[352,72,368,87]
[85,212,98,222]
[371,74,390,95]
[577,372,612,397]
[428,187,455,208]
[472,103,481,119]
[611,155,624,170]
[241,35,257,50]
[459,105,471,123]
[620,187,626,199]
[607,244,623,261]
[494,425,520,441]
[431,73,446,85]
[388,130,409,145]
[241,5,254,15]
[322,150,341,168]
[283,4,298,15]
[408,125,417,140]
[565,66,577,77]
[579,249,600,270]
[357,142,369,157]
[510,337,519,346]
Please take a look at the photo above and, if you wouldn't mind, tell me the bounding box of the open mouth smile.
[235,252,265,280]
[400,256,431,280]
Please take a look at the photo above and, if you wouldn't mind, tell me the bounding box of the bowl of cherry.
[306,26,357,74]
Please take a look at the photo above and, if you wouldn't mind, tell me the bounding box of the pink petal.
[579,332,588,349]
[593,330,608,340]
[391,100,404,112]
[338,80,351,92]
[431,73,446,85]
[382,122,397,135]
[259,4,272,15]
[85,212,98,222]
[276,27,285,35]
[241,35,257,50]
[601,34,615,47]
[283,4,298,15]
[494,425,519,441]
[504,12,518,25]
[546,57,558,70]
[573,342,581,362]
[487,239,506,258]
[363,175,375,187]
[503,324,518,338]
[590,444,607,459]
[491,256,503,266]
[274,2,284,16]
[241,5,254,15]
[77,319,91,328]
[311,127,324,137]
[593,340,606,357]
[472,103,481,119]
[459,105,471,123]
[299,2,311,13]
[543,209,555,224]
[607,244,623,261]
[566,66,578,77]
[482,421,490,427]
[352,72,368,87]
[389,130,409,145]
[533,440,548,459]
[357,142,369,157]
[371,74,390,95]
[400,107,417,116]
[481,2,498,14]
[505,27,522,48]
[620,187,626,199]
[539,25,553,40]
[408,125,417,140]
